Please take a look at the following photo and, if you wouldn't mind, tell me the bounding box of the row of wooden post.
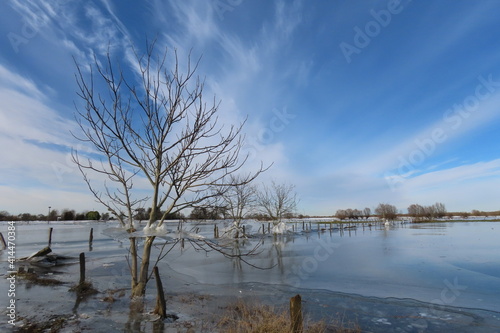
[77,248,292,325]
[206,221,367,238]
[66,235,169,319]
[47,227,93,247]
[76,246,166,319]
[9,226,298,325]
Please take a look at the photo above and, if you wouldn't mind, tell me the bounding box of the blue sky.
[1,0,500,216]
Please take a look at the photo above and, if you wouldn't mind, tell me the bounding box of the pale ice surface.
[1,219,500,332]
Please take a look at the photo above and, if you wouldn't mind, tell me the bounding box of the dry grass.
[69,281,98,296]
[217,299,361,333]
[15,315,71,333]
[217,300,299,333]
[13,270,64,286]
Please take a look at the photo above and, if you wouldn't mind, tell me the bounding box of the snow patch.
[272,221,291,234]
[156,224,168,233]
[173,230,205,240]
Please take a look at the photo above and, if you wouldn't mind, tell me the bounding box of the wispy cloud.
[2,0,500,215]
[273,0,303,40]
[0,64,44,99]
[399,159,500,210]
[376,84,500,177]
[0,64,95,212]
[168,0,219,43]
[0,65,77,146]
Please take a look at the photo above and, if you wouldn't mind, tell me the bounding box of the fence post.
[48,227,53,247]
[79,252,85,284]
[290,294,303,333]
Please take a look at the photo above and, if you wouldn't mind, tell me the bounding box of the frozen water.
[0,220,499,332]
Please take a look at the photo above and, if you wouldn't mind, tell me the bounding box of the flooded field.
[1,220,499,332]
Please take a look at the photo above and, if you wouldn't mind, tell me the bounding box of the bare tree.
[433,202,447,219]
[408,202,446,221]
[256,181,297,224]
[353,209,363,219]
[335,209,347,220]
[363,207,371,219]
[216,174,257,238]
[375,203,398,221]
[72,41,264,297]
[408,204,425,221]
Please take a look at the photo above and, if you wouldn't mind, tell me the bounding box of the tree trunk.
[129,237,138,291]
[131,236,155,297]
[153,266,167,318]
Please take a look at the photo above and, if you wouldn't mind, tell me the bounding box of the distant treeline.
[2,205,499,222]
[0,207,189,222]
[334,203,500,221]
[0,209,105,222]
[0,206,302,222]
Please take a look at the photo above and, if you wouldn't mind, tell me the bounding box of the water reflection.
[161,221,500,314]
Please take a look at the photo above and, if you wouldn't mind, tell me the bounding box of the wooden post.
[262,223,265,235]
[89,228,93,244]
[79,252,85,284]
[153,266,167,319]
[27,246,51,260]
[302,221,305,230]
[214,224,217,238]
[268,222,271,234]
[290,294,303,333]
[0,232,6,249]
[48,227,53,247]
